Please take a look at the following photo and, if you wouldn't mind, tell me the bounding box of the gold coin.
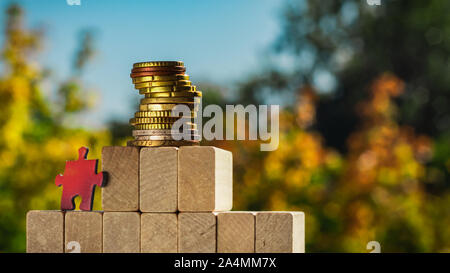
[139,103,198,111]
[144,91,202,98]
[127,139,199,147]
[135,110,196,118]
[132,77,189,84]
[134,80,191,88]
[138,85,197,93]
[140,97,201,104]
[133,61,184,68]
[132,129,199,136]
[130,117,190,125]
[134,122,197,130]
[134,81,189,89]
[133,135,176,141]
[134,124,172,130]
[132,78,192,87]
[132,75,190,83]
[133,135,200,141]
[149,80,191,87]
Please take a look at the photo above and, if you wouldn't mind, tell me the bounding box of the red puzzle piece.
[55,147,106,211]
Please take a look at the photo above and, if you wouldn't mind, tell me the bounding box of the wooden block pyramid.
[27,146,305,253]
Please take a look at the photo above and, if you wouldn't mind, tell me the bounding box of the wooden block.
[102,146,139,211]
[217,212,255,253]
[255,212,305,253]
[140,147,177,212]
[103,212,140,253]
[65,211,102,253]
[26,210,64,253]
[178,213,216,253]
[178,146,232,212]
[141,213,177,253]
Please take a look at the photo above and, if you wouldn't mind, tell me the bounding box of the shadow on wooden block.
[102,146,139,211]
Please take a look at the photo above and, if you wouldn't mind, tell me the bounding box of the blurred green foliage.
[0,4,112,252]
[0,1,449,253]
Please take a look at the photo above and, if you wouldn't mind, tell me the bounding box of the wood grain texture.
[103,212,140,253]
[178,146,232,212]
[217,212,255,253]
[65,211,102,253]
[255,212,305,253]
[141,213,177,253]
[26,210,64,253]
[178,213,216,253]
[102,146,139,211]
[140,147,177,212]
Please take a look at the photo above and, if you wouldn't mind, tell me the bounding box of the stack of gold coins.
[128,61,201,147]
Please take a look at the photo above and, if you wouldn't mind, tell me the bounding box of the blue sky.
[0,0,283,127]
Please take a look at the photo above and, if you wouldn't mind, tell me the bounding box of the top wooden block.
[140,147,178,212]
[178,146,233,212]
[102,146,139,211]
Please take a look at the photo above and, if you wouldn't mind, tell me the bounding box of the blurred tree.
[227,0,450,251]
[333,74,438,252]
[0,4,110,252]
[238,0,450,153]
[209,85,344,252]
[224,73,450,252]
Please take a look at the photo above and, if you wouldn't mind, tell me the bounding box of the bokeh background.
[0,0,449,253]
